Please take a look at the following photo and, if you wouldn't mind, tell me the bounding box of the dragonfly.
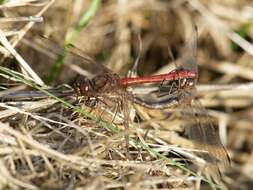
[0,60,195,104]
[129,30,231,180]
[0,31,229,180]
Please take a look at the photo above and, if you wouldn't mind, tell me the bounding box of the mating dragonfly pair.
[0,30,230,180]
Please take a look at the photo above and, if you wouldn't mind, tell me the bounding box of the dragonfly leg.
[84,97,98,107]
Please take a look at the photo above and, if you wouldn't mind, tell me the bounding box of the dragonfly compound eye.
[79,83,92,96]
[187,78,195,87]
[72,75,94,96]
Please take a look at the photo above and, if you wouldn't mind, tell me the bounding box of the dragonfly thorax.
[72,73,121,97]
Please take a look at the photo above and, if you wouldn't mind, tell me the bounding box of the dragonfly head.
[181,70,198,88]
[183,77,196,88]
[72,75,94,96]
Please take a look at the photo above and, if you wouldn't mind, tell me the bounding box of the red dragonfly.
[126,30,230,179]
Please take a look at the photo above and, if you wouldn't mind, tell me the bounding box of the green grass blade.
[47,0,101,84]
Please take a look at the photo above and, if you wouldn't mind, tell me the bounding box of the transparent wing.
[181,89,230,179]
[22,36,113,77]
[66,44,114,76]
[0,87,74,101]
[178,26,198,75]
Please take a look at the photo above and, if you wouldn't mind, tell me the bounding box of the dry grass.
[0,0,253,189]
